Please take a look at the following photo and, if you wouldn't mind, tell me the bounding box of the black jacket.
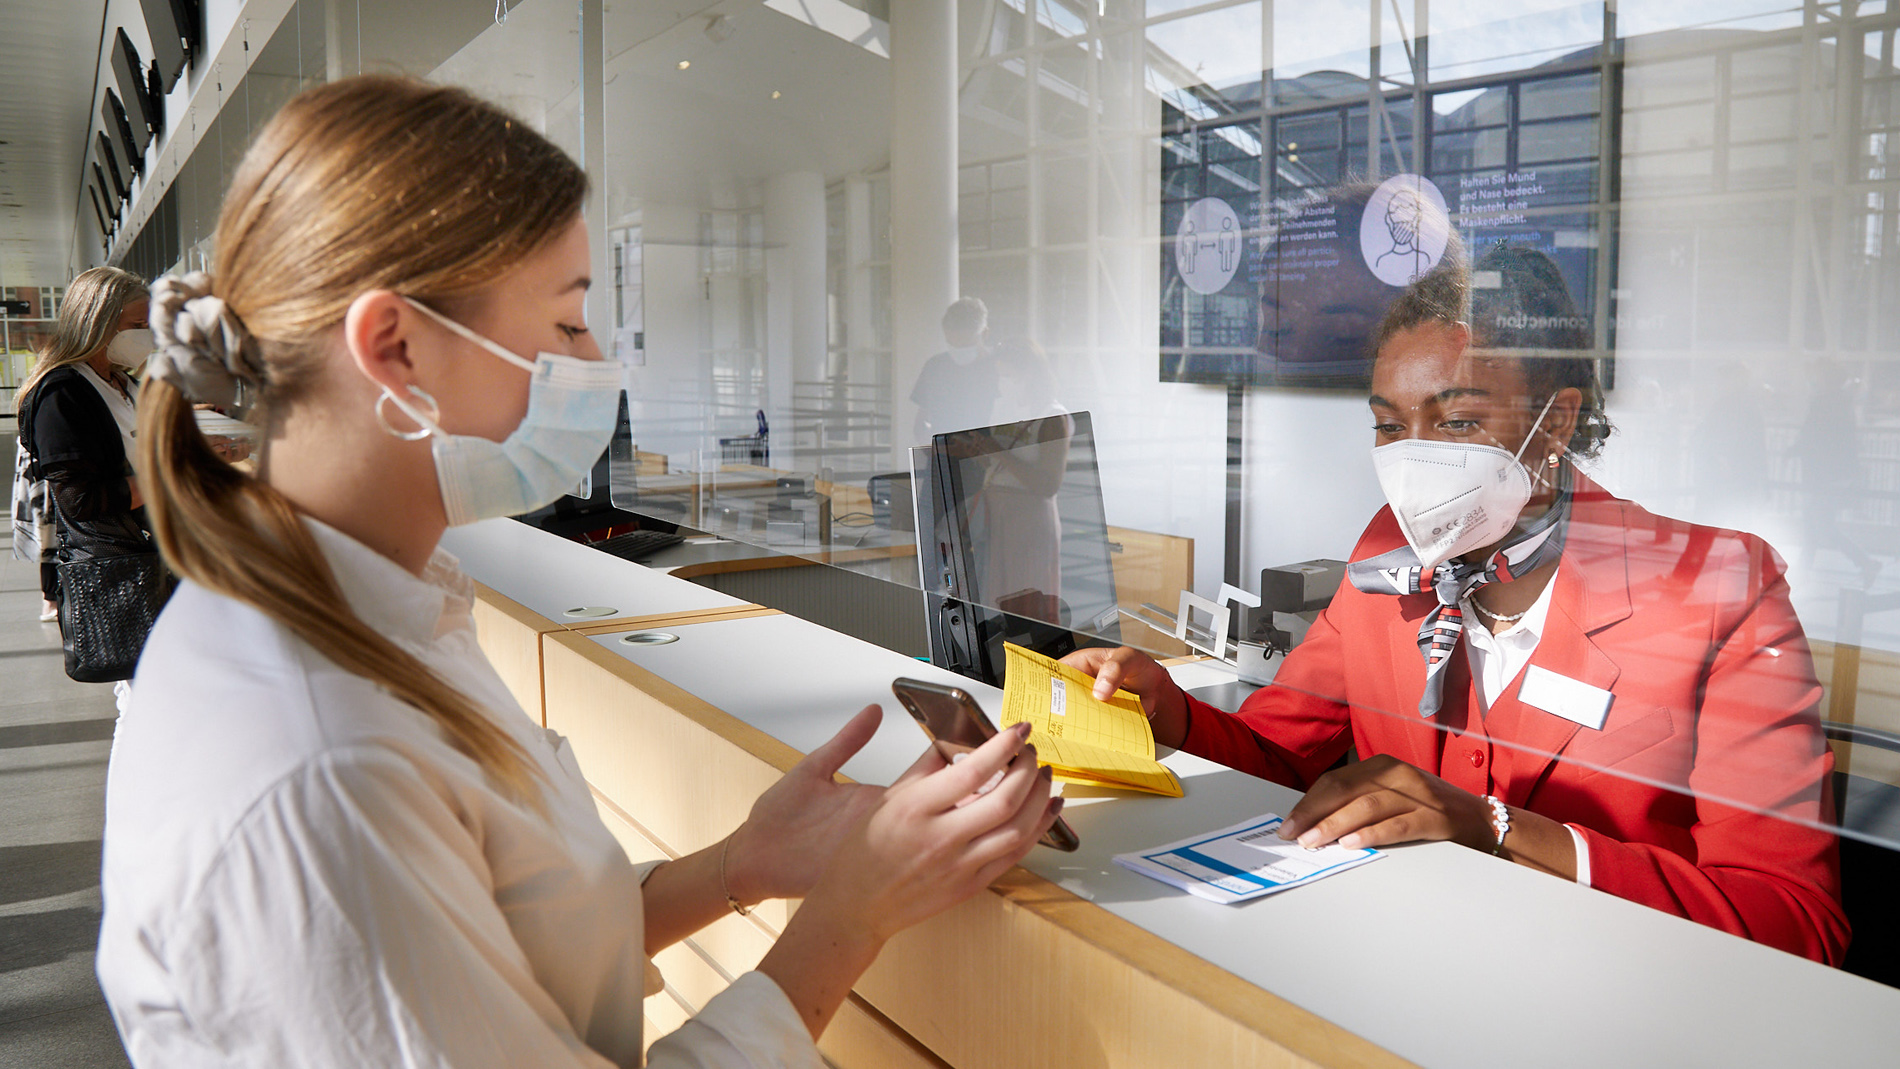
[20,365,137,523]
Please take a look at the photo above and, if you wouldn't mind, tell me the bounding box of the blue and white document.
[1114,813,1382,904]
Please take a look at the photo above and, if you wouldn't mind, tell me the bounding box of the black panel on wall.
[112,29,156,143]
[103,91,143,177]
[92,163,115,215]
[111,29,156,150]
[140,0,183,91]
[88,184,110,238]
[96,133,126,202]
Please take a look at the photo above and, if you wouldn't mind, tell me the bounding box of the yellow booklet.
[999,643,1183,797]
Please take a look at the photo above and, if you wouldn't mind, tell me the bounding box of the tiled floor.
[0,534,131,1066]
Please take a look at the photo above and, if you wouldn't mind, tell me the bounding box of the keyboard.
[589,529,687,562]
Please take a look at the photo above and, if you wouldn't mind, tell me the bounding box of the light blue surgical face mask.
[377,298,622,526]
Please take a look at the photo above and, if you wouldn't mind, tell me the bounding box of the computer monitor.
[515,391,643,538]
[917,411,1121,686]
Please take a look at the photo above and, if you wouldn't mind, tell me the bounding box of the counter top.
[439,518,748,626]
[451,517,1900,1068]
[582,610,1900,1069]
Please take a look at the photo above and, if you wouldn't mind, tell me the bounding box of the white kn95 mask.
[1369,393,1559,569]
[106,328,156,369]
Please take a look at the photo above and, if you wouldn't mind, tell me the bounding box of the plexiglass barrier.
[589,1,1900,852]
[113,0,1900,974]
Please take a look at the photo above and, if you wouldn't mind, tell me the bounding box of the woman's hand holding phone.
[757,717,1060,1038]
[723,704,889,905]
[805,719,1060,943]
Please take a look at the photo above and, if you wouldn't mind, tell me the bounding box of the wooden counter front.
[537,625,1408,1069]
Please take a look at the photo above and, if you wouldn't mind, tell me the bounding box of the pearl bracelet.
[1482,795,1511,855]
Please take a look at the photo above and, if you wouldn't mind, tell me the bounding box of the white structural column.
[888,0,960,459]
[580,0,609,339]
[763,170,827,469]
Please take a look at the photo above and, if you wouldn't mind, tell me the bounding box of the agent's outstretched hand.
[1060,646,1189,748]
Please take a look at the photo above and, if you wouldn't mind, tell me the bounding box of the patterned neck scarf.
[1346,465,1573,717]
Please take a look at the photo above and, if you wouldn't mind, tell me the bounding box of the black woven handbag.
[50,498,172,684]
[57,552,172,683]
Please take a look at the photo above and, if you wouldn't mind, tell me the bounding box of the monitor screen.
[922,411,1122,684]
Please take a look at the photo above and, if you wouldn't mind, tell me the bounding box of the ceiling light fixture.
[677,59,690,70]
[771,90,781,99]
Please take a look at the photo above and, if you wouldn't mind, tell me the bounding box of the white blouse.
[1459,569,1592,887]
[98,519,821,1068]
[75,363,139,472]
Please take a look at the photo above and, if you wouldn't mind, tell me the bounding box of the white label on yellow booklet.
[1000,643,1182,797]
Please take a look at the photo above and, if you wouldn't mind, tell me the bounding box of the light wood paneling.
[853,866,1410,1069]
[540,628,1414,1069]
[644,989,692,1052]
[541,630,797,936]
[470,581,560,726]
[470,582,772,726]
[569,605,780,635]
[591,789,670,866]
[665,544,917,583]
[1106,525,1194,658]
[1814,638,1900,786]
[592,787,782,977]
[822,995,951,1069]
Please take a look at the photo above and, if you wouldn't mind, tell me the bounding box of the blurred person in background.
[912,296,997,443]
[11,267,152,624]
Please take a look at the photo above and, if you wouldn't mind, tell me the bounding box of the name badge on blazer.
[1518,666,1614,731]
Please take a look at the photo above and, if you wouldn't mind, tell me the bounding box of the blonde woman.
[11,266,150,621]
[96,76,1058,1067]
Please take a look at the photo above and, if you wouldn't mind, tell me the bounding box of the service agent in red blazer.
[1067,259,1848,965]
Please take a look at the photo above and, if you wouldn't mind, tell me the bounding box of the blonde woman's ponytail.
[137,376,543,806]
[131,74,591,809]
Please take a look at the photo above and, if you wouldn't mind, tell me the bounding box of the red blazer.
[1182,474,1849,964]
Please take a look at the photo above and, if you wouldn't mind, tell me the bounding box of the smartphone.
[890,677,1080,852]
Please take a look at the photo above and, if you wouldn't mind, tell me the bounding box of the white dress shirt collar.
[1461,567,1558,712]
[302,518,472,645]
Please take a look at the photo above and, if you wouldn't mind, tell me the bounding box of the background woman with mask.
[97,76,1059,1067]
[1066,245,1847,965]
[11,266,151,623]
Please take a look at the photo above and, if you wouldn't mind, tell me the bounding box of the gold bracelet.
[719,834,750,917]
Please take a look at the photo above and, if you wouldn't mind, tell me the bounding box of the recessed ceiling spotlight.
[771,90,781,100]
[677,59,690,70]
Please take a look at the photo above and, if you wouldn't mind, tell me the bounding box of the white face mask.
[106,327,155,369]
[1369,393,1559,569]
[379,299,622,527]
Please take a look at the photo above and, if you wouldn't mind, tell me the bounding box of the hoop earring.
[375,386,439,442]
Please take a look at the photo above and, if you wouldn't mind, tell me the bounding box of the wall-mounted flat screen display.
[103,92,143,177]
[95,134,126,202]
[140,0,195,92]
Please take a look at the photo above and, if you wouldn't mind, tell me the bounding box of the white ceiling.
[0,0,893,289]
[0,0,109,287]
[435,0,892,216]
